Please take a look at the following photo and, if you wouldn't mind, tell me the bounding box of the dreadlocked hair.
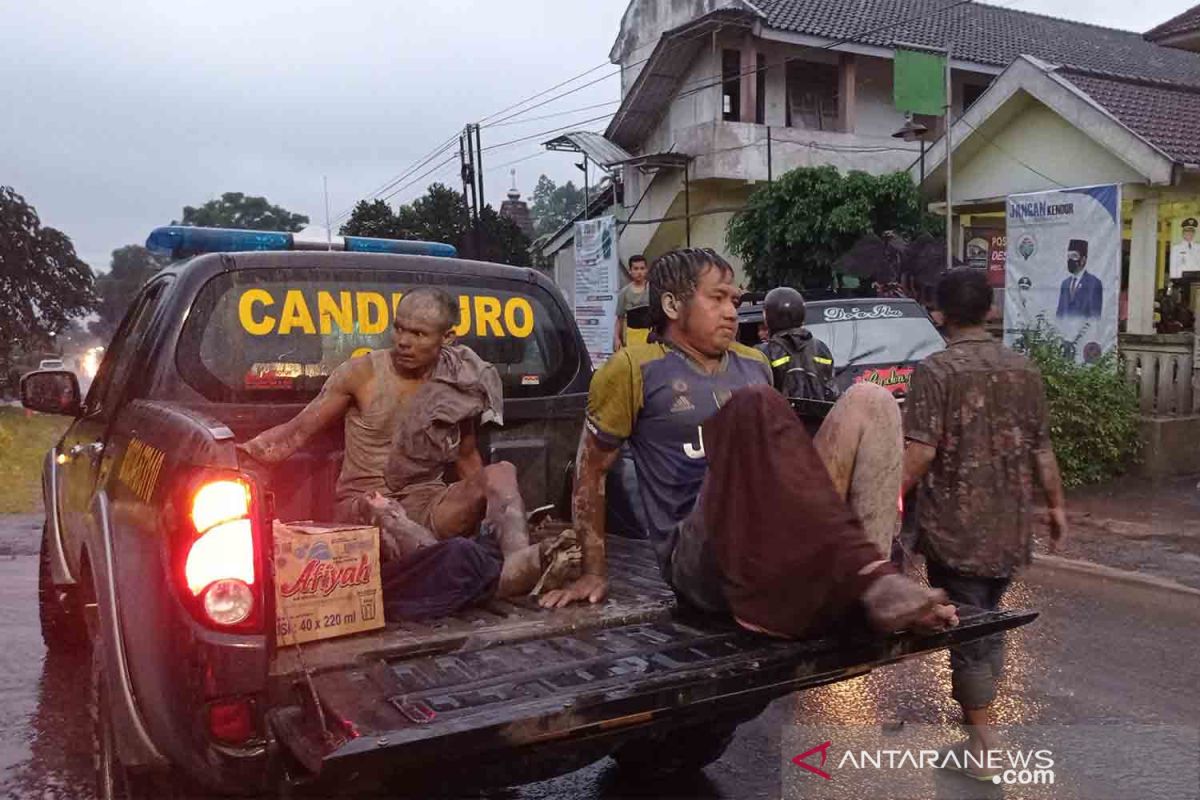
[648,248,734,335]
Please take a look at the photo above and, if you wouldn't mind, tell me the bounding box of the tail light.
[176,474,265,632]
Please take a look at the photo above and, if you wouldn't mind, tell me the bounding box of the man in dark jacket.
[760,287,840,402]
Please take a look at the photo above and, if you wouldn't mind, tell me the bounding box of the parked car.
[739,296,945,400]
[25,227,1031,797]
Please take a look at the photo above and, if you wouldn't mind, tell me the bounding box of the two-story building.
[544,0,1200,299]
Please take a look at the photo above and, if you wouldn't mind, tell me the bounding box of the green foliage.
[529,175,585,239]
[0,186,97,371]
[726,167,941,291]
[0,407,71,513]
[175,191,309,232]
[339,199,399,238]
[339,184,531,266]
[90,245,168,341]
[1015,327,1141,488]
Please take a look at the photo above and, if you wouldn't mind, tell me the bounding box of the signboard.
[894,49,947,116]
[1004,185,1121,364]
[573,216,620,367]
[965,227,1007,288]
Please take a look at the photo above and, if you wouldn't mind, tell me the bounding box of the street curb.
[1029,553,1200,598]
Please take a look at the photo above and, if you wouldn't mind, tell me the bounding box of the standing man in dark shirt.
[542,247,956,639]
[903,268,1068,777]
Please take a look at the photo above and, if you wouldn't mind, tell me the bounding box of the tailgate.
[268,547,1035,781]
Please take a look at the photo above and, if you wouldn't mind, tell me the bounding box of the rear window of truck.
[176,267,580,403]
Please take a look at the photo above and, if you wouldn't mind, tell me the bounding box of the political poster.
[965,227,1007,288]
[573,215,620,367]
[1003,185,1121,364]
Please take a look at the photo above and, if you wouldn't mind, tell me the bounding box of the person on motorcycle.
[760,287,840,402]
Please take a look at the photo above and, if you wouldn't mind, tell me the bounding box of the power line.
[377,152,460,205]
[331,136,458,224]
[482,21,722,131]
[483,100,622,128]
[486,150,552,174]
[480,112,617,154]
[483,70,623,128]
[477,61,614,126]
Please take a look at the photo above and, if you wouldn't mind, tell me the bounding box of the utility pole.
[945,44,954,273]
[473,123,485,232]
[459,132,475,258]
[461,125,481,258]
[767,126,773,183]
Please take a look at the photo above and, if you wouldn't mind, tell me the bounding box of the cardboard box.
[272,521,384,646]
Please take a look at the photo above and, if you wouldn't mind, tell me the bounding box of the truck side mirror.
[21,370,82,417]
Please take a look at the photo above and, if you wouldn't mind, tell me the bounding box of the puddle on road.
[0,557,95,800]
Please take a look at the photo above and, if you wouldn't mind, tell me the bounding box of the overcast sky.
[2,0,1194,270]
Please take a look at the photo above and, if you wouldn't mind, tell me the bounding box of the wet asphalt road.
[1,534,1198,799]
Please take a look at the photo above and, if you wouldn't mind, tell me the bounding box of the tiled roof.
[754,0,1200,88]
[1145,4,1200,41]
[1062,71,1200,165]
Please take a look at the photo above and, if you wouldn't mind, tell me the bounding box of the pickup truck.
[23,228,1035,797]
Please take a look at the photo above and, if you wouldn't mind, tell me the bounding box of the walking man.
[903,268,1068,777]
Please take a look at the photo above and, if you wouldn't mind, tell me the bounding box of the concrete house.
[547,0,1200,294]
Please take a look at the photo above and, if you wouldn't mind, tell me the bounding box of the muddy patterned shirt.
[903,333,1052,577]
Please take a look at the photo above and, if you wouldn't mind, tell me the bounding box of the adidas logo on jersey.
[670,394,695,413]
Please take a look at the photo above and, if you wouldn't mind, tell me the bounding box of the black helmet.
[764,287,806,333]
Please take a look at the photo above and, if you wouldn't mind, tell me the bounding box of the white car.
[38,359,65,371]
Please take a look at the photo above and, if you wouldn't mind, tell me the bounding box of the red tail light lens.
[208,698,256,745]
[180,476,263,631]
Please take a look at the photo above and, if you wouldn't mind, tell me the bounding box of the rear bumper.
[269,608,1036,786]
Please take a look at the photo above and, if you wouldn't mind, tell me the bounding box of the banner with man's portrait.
[1003,185,1121,364]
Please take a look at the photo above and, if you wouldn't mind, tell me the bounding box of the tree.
[0,186,97,369]
[529,175,586,239]
[90,245,168,341]
[726,167,942,291]
[339,184,531,266]
[175,192,309,232]
[340,199,404,239]
[395,183,471,246]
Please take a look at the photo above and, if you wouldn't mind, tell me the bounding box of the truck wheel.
[611,720,738,777]
[38,525,86,653]
[88,585,188,800]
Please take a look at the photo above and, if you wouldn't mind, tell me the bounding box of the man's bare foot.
[862,574,957,633]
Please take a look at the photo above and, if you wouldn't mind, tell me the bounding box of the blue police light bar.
[343,236,457,257]
[146,226,293,259]
[146,225,457,259]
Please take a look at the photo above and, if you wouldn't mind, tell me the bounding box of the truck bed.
[269,531,676,679]
[265,532,1037,789]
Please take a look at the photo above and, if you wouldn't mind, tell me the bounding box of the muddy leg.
[481,462,530,557]
[813,383,903,556]
[429,462,529,556]
[359,492,439,562]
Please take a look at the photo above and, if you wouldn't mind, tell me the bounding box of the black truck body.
[29,250,1034,796]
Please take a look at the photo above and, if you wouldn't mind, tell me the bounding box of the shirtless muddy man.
[239,287,575,613]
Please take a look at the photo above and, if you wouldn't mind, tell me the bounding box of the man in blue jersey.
[541,248,955,637]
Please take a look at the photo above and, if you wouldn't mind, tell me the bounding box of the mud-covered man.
[541,247,956,639]
[240,288,573,613]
